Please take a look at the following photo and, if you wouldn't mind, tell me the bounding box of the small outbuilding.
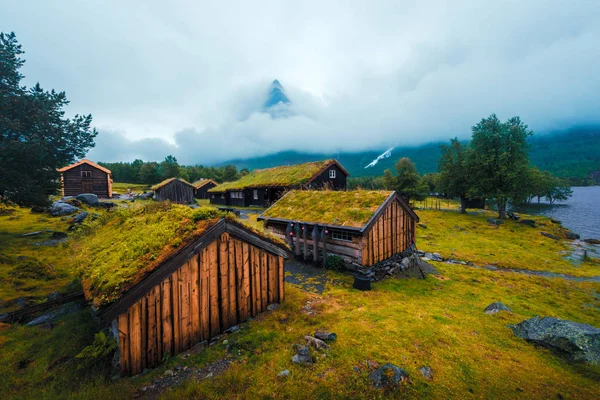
[193,179,218,200]
[78,204,290,376]
[258,190,419,268]
[152,178,195,204]
[58,159,112,198]
[209,159,349,207]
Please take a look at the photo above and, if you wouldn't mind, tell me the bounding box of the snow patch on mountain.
[365,147,395,168]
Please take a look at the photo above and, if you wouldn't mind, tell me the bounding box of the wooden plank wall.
[361,199,415,266]
[62,165,110,197]
[117,232,284,376]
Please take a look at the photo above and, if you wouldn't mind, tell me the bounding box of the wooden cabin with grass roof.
[76,203,290,376]
[152,178,195,204]
[192,179,218,200]
[208,159,348,207]
[257,190,419,268]
[58,159,113,198]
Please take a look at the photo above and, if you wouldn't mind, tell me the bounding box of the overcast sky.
[3,1,599,165]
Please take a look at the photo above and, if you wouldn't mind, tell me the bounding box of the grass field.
[0,201,599,399]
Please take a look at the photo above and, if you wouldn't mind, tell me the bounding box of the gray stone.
[164,370,174,377]
[76,193,98,206]
[510,316,600,365]
[583,238,600,245]
[541,232,560,240]
[519,219,536,228]
[484,302,512,315]
[27,302,81,326]
[22,231,43,237]
[487,217,504,225]
[277,369,291,378]
[369,363,409,389]
[267,303,280,311]
[565,231,580,240]
[424,252,443,262]
[72,211,88,224]
[48,201,79,216]
[291,346,311,365]
[419,366,433,380]
[314,331,337,342]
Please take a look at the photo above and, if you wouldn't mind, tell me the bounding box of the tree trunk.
[497,199,507,219]
[459,197,467,213]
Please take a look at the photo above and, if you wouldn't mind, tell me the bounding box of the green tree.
[383,157,427,201]
[468,114,532,218]
[0,32,97,205]
[139,162,159,184]
[158,155,180,179]
[438,138,472,213]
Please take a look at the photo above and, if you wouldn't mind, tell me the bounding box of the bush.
[326,255,346,272]
[75,331,117,370]
[8,257,56,280]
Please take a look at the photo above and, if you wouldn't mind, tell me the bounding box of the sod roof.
[58,159,111,174]
[260,190,396,229]
[192,179,218,189]
[151,177,194,191]
[208,159,346,192]
[74,203,286,307]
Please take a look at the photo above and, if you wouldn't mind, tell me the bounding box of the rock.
[519,219,536,228]
[50,231,68,240]
[22,231,43,237]
[368,363,409,389]
[48,201,79,216]
[487,218,504,225]
[583,238,600,245]
[418,223,427,229]
[564,231,580,240]
[72,211,88,224]
[76,193,98,206]
[164,370,174,377]
[15,297,31,309]
[305,336,329,351]
[266,303,280,311]
[139,191,154,199]
[424,252,443,262]
[419,260,439,275]
[99,201,117,209]
[484,302,512,315]
[314,331,337,342]
[27,302,81,326]
[510,316,600,365]
[291,346,311,365]
[30,205,46,213]
[541,232,559,240]
[419,366,433,380]
[277,369,291,378]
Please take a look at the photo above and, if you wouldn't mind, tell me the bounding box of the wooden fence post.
[294,223,301,258]
[321,227,328,268]
[312,225,319,264]
[302,224,309,261]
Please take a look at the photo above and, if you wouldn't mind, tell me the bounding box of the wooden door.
[82,180,93,193]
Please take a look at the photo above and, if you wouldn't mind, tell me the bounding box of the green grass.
[111,182,152,194]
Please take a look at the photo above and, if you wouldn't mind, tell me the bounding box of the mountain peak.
[263,79,291,110]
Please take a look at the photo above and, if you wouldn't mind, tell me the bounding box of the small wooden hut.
[258,190,419,268]
[193,179,218,200]
[152,178,195,204]
[80,208,289,376]
[209,159,349,207]
[58,159,112,198]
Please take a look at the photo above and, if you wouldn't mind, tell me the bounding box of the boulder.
[424,252,443,262]
[76,193,98,206]
[305,336,329,351]
[277,369,291,378]
[368,363,409,389]
[564,231,580,240]
[291,346,311,365]
[583,238,600,245]
[487,218,504,225]
[541,232,559,240]
[72,211,88,224]
[510,316,600,365]
[519,219,536,228]
[419,366,433,380]
[314,331,337,342]
[48,201,79,216]
[484,302,512,315]
[30,206,46,213]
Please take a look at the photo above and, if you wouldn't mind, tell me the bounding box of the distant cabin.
[58,159,113,198]
[152,178,195,204]
[193,179,218,200]
[208,159,349,207]
[258,190,419,268]
[83,217,290,376]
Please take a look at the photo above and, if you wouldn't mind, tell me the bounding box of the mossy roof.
[260,190,395,229]
[192,179,218,189]
[208,159,344,192]
[74,203,286,307]
[58,159,111,174]
[151,177,194,191]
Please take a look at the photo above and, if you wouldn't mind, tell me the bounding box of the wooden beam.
[312,225,320,264]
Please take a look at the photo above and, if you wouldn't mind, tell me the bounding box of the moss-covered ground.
[0,202,599,399]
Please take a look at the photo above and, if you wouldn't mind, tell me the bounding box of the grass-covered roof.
[260,190,394,228]
[151,177,194,191]
[192,179,217,189]
[208,159,340,192]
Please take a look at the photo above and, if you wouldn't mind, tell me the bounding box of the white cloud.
[3,0,599,164]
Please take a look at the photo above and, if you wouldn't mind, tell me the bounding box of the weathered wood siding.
[194,182,217,199]
[61,164,111,197]
[155,180,195,204]
[362,198,414,266]
[116,232,284,376]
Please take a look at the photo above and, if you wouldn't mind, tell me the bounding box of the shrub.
[9,257,56,280]
[326,255,346,272]
[75,331,117,370]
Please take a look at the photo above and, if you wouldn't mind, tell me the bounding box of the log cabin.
[78,204,290,376]
[193,179,218,200]
[257,190,419,268]
[208,159,349,207]
[58,159,112,198]
[152,178,195,204]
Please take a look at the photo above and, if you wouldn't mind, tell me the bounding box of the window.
[230,191,243,199]
[253,189,258,200]
[211,194,215,198]
[332,230,352,242]
[81,171,92,178]
[329,169,336,179]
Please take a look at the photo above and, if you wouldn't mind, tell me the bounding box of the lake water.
[513,186,600,239]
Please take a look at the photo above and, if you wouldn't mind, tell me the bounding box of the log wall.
[61,164,111,197]
[361,198,414,266]
[155,180,195,204]
[116,232,284,376]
